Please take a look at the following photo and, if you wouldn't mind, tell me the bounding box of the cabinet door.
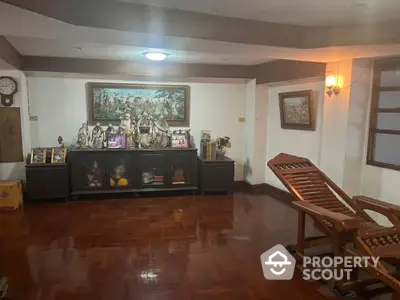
[168,152,197,188]
[71,153,107,191]
[106,153,136,189]
[27,168,69,199]
[140,153,166,188]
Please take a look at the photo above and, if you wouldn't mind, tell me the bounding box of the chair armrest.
[353,196,400,226]
[292,201,360,232]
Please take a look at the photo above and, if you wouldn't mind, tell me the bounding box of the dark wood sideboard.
[69,148,198,196]
[198,156,235,194]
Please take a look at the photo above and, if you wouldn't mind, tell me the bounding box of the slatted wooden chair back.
[267,153,356,216]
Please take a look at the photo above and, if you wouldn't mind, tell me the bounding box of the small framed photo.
[108,134,126,149]
[51,148,67,164]
[171,131,189,148]
[30,148,47,164]
[279,90,315,131]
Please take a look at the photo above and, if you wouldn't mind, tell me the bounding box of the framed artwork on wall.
[87,83,190,127]
[278,90,315,131]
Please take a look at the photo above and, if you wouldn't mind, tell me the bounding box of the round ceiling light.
[144,52,168,61]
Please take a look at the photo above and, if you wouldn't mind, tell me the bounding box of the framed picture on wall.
[278,90,315,131]
[87,83,190,127]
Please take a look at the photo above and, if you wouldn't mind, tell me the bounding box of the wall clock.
[0,76,18,107]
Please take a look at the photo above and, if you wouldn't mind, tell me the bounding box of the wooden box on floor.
[0,180,23,210]
[197,156,235,194]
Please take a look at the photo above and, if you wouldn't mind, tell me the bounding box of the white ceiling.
[6,37,272,65]
[1,2,400,66]
[118,0,400,26]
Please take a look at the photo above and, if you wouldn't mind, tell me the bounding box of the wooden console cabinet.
[26,164,70,200]
[198,156,235,194]
[69,149,198,196]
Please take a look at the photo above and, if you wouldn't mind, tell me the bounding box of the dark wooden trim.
[256,60,326,84]
[20,56,326,84]
[367,58,400,171]
[366,160,400,172]
[21,56,256,79]
[86,82,190,127]
[376,108,400,113]
[0,36,21,69]
[379,86,400,92]
[372,129,400,135]
[278,90,315,131]
[233,181,294,204]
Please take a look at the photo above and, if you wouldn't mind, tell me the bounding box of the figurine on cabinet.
[91,122,104,149]
[152,117,170,148]
[137,111,153,148]
[104,123,116,148]
[76,122,89,148]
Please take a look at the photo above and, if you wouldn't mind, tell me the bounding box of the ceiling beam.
[21,56,327,84]
[4,0,400,49]
[256,60,326,84]
[21,56,257,79]
[0,35,22,69]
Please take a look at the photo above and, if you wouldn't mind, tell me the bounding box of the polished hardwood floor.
[0,191,352,299]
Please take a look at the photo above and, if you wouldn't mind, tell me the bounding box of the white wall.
[265,79,325,190]
[0,70,31,180]
[27,73,247,180]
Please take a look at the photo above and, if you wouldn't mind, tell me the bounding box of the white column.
[243,80,268,184]
[244,79,256,184]
[319,60,353,187]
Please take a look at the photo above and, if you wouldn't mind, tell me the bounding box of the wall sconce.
[325,75,340,97]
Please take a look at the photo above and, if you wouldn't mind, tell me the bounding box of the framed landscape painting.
[87,83,190,126]
[279,90,315,131]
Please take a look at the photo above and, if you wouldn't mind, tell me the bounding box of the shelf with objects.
[70,84,197,196]
[198,131,235,194]
[25,141,70,201]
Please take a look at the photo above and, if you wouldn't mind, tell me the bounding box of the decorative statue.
[104,123,116,148]
[76,122,89,148]
[57,136,64,147]
[137,111,153,148]
[152,117,170,148]
[91,122,105,149]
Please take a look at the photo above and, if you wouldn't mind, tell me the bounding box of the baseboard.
[234,181,294,204]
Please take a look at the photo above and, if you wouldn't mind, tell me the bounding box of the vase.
[216,149,226,160]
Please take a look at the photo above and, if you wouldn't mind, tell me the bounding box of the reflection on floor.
[0,191,356,299]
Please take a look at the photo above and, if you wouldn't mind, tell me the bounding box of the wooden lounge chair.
[268,153,400,298]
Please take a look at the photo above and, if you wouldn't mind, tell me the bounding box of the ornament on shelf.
[57,136,64,147]
[76,122,89,148]
[104,123,116,148]
[91,122,105,149]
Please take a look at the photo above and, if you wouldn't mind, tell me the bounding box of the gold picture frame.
[51,148,67,164]
[30,148,47,164]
